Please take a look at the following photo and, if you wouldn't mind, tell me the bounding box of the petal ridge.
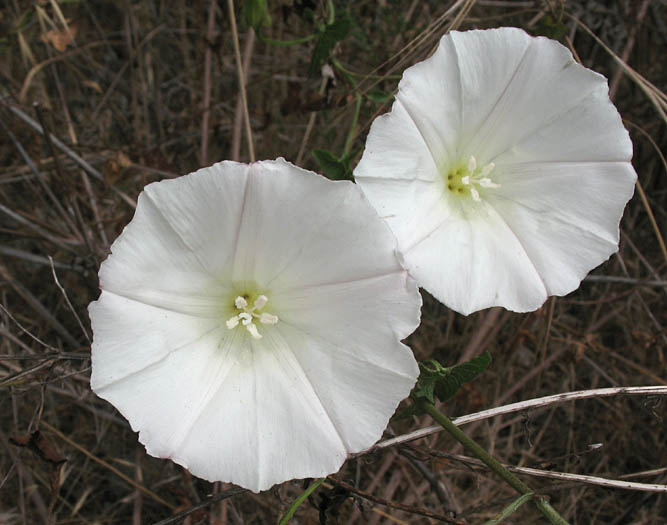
[490,80,610,164]
[143,190,216,280]
[101,286,224,319]
[93,323,222,393]
[395,98,441,169]
[277,317,416,382]
[455,31,532,156]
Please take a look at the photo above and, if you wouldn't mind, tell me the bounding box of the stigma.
[226,294,279,339]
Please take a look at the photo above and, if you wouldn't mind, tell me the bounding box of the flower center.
[445,156,500,202]
[225,294,278,340]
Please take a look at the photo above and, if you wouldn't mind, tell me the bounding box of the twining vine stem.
[419,400,569,525]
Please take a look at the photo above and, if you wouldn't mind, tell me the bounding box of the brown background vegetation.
[0,0,665,523]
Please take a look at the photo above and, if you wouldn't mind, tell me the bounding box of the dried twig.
[328,477,466,524]
[430,452,667,493]
[371,386,667,452]
[226,0,255,161]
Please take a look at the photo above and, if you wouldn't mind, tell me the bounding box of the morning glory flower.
[89,158,421,492]
[354,28,637,315]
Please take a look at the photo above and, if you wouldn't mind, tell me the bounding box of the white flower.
[354,28,637,315]
[89,158,421,492]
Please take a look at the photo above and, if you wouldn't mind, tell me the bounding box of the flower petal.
[453,29,618,164]
[92,289,346,492]
[354,28,637,314]
[170,331,349,492]
[275,272,421,360]
[91,159,422,491]
[137,160,250,282]
[99,188,229,317]
[89,291,221,391]
[487,161,635,295]
[272,323,417,453]
[392,34,462,167]
[248,169,414,291]
[404,201,547,314]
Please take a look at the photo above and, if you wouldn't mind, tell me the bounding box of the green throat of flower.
[225,293,279,340]
[445,156,500,202]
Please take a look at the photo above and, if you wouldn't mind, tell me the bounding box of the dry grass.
[1,0,665,523]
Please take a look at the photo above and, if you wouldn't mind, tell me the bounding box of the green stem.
[332,58,401,81]
[419,400,569,525]
[342,91,362,158]
[277,477,325,524]
[257,30,315,47]
[326,0,335,25]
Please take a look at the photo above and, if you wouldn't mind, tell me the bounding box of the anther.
[260,313,279,325]
[481,162,495,177]
[253,295,268,310]
[235,296,248,309]
[226,294,279,339]
[468,156,477,173]
[246,323,262,339]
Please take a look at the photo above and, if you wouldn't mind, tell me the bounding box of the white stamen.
[246,323,262,339]
[479,178,500,188]
[227,293,278,336]
[461,175,470,185]
[234,296,248,309]
[260,312,279,325]
[253,295,268,310]
[481,162,495,177]
[468,156,477,173]
[470,187,481,202]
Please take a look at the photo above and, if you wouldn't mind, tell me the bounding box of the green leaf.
[536,15,568,40]
[312,149,350,180]
[242,0,271,32]
[412,352,492,404]
[308,16,352,76]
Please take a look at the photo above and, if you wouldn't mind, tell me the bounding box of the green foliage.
[312,149,352,180]
[412,352,492,404]
[536,14,568,40]
[366,88,392,104]
[242,0,271,32]
[308,15,352,76]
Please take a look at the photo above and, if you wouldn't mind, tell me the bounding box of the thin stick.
[295,75,328,166]
[433,452,667,493]
[634,179,667,268]
[200,0,217,166]
[41,421,176,511]
[584,275,667,287]
[328,477,465,524]
[151,487,247,525]
[48,257,91,344]
[3,102,136,208]
[231,29,256,161]
[609,0,650,99]
[0,116,78,238]
[372,386,667,451]
[226,0,255,161]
